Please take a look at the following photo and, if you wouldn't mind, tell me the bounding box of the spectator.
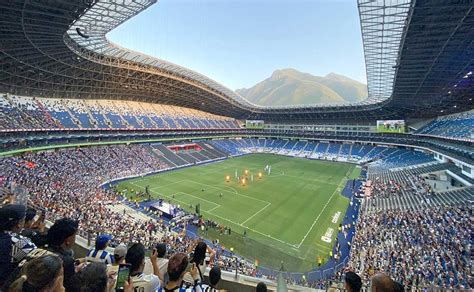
[0,204,36,289]
[256,281,267,292]
[155,243,168,281]
[75,262,131,292]
[344,271,362,292]
[8,254,64,292]
[46,218,79,292]
[164,253,200,291]
[125,243,162,291]
[109,243,127,273]
[107,243,127,290]
[348,205,471,289]
[189,241,215,280]
[86,234,114,264]
[21,208,47,247]
[371,273,395,292]
[202,266,221,291]
[393,281,405,292]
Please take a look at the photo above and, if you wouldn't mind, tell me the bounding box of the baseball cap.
[0,204,26,231]
[96,234,113,246]
[114,243,127,258]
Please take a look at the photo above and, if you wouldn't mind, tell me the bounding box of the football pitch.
[117,154,360,271]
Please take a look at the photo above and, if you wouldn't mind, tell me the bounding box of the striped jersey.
[86,248,114,264]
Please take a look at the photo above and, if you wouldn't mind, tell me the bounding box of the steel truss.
[0,0,472,122]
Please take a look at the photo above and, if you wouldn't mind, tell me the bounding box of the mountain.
[236,69,367,106]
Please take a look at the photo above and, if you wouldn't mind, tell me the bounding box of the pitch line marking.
[145,186,291,249]
[186,180,271,205]
[175,192,220,208]
[240,202,272,225]
[202,208,299,249]
[129,164,344,253]
[149,189,222,213]
[295,190,336,249]
[131,180,187,191]
[296,167,353,248]
[149,180,188,190]
[207,205,220,212]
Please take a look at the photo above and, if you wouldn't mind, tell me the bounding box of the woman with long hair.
[9,254,64,292]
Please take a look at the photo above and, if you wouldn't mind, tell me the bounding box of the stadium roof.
[0,0,472,122]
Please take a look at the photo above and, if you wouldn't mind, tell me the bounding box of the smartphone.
[115,263,131,292]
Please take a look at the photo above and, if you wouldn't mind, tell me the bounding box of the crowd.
[0,95,240,130]
[0,96,58,129]
[348,205,472,289]
[0,145,260,284]
[0,202,413,292]
[0,145,169,246]
[0,203,235,291]
[367,173,434,199]
[1,144,472,290]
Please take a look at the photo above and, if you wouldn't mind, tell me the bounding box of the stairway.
[198,142,228,158]
[35,98,61,128]
[154,145,189,166]
[60,100,82,128]
[82,101,98,128]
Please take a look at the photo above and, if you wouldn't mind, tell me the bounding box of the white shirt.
[130,273,161,292]
[157,258,169,280]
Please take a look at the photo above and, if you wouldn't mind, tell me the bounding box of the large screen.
[376,120,405,133]
[246,120,265,129]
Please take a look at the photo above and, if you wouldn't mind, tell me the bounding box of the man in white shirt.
[125,243,162,292]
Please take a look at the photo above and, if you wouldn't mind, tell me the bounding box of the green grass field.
[117,154,359,271]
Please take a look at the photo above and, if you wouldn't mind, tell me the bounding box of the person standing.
[125,243,162,292]
[86,234,114,264]
[0,204,36,289]
[46,218,80,292]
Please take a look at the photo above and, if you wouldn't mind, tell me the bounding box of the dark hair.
[25,208,37,222]
[345,271,362,292]
[47,218,78,247]
[394,281,404,292]
[76,262,108,292]
[156,243,167,258]
[209,266,221,287]
[167,253,188,282]
[192,242,207,265]
[9,254,63,292]
[256,281,267,292]
[125,243,145,272]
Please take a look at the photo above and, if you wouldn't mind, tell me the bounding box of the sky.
[108,0,366,91]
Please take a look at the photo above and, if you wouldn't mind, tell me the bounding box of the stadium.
[0,0,472,291]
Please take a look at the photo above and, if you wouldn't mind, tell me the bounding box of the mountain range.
[236,68,367,106]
